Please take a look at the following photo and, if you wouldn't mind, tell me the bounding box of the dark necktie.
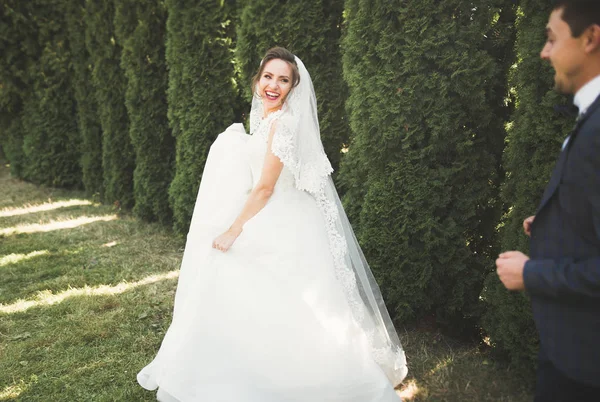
[560,105,586,150]
[554,103,579,118]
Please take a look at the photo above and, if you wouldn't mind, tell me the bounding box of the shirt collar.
[574,74,600,116]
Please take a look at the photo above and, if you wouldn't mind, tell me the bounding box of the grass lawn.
[0,162,533,401]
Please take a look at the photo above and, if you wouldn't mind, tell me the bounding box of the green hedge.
[115,0,174,224]
[66,0,103,197]
[166,0,237,234]
[21,0,81,188]
[236,0,348,172]
[0,1,38,177]
[340,0,515,330]
[481,0,572,375]
[84,0,135,209]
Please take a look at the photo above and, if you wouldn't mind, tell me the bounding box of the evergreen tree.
[65,0,103,197]
[84,0,135,208]
[0,1,38,177]
[340,0,515,328]
[236,0,349,173]
[481,0,572,375]
[166,0,237,234]
[20,0,81,187]
[115,0,174,224]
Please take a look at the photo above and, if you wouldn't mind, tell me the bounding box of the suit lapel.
[568,94,600,144]
[535,94,600,214]
[535,133,573,214]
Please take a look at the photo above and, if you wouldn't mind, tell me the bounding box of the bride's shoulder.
[253,110,284,136]
[225,123,247,135]
[266,110,297,132]
[214,123,249,147]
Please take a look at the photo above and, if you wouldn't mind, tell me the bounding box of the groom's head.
[541,0,600,95]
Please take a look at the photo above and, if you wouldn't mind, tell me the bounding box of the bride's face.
[258,59,293,111]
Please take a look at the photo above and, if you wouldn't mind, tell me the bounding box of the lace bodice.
[246,59,406,384]
[247,111,296,192]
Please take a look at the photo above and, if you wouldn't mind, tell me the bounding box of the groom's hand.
[496,251,530,291]
[523,216,535,237]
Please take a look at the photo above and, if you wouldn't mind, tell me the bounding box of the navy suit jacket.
[524,94,600,387]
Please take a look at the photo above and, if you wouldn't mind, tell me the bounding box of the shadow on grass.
[0,163,180,400]
[0,275,178,401]
[396,326,534,402]
[2,289,535,402]
[0,163,534,401]
[0,177,97,213]
[1,249,535,402]
[0,218,184,305]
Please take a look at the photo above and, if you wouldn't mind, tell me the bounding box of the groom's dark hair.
[553,0,600,37]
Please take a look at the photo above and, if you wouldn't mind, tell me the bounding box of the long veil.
[251,57,408,386]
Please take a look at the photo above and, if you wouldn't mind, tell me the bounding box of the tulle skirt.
[137,126,400,401]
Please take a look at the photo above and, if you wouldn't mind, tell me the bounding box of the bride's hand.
[212,227,242,252]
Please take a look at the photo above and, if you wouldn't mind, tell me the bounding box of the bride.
[137,47,407,401]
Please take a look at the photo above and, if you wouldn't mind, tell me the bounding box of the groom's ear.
[583,24,600,53]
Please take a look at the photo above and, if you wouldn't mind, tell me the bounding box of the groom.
[495,0,600,400]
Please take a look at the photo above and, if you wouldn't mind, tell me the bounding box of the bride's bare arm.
[212,122,284,252]
[229,123,284,231]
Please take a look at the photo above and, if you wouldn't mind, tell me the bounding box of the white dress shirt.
[574,74,600,116]
[562,74,600,150]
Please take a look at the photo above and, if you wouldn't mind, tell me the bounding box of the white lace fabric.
[250,57,407,386]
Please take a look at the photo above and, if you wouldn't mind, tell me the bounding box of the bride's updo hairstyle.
[252,47,301,98]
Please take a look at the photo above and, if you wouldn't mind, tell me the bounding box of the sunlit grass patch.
[0,164,184,400]
[0,218,184,305]
[0,377,36,401]
[0,250,49,267]
[0,215,118,236]
[0,279,176,401]
[0,199,93,218]
[1,270,179,314]
[0,166,86,211]
[396,379,420,400]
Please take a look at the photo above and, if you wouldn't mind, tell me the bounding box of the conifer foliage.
[166,0,237,234]
[2,0,81,187]
[115,0,174,224]
[66,0,103,196]
[84,0,135,208]
[340,0,516,328]
[0,1,36,177]
[481,0,572,375]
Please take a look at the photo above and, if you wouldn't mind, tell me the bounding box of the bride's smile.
[264,90,279,100]
[257,58,294,115]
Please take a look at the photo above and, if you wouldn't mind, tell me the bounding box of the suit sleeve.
[523,123,600,301]
[523,256,600,300]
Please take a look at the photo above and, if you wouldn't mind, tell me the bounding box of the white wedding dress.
[138,57,406,401]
